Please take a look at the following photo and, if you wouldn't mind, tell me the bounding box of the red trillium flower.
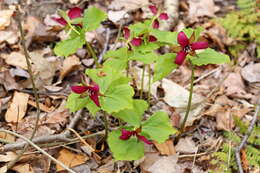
[173,31,208,65]
[148,5,169,29]
[71,84,101,107]
[119,129,152,145]
[123,27,130,40]
[148,35,157,42]
[131,37,143,46]
[52,7,82,26]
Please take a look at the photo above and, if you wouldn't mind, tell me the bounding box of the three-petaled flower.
[148,5,169,29]
[173,31,209,65]
[71,84,101,107]
[52,7,83,26]
[119,129,152,144]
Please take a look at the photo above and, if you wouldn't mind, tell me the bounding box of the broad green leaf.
[182,27,204,41]
[129,51,158,64]
[66,93,88,113]
[133,43,160,53]
[190,48,230,66]
[101,84,134,113]
[129,22,149,37]
[54,36,85,57]
[142,111,177,143]
[83,7,107,31]
[113,99,148,127]
[150,29,178,44]
[85,97,100,115]
[103,47,128,70]
[107,130,144,160]
[85,66,125,93]
[153,53,177,82]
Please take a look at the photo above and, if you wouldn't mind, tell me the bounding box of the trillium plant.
[53,5,230,161]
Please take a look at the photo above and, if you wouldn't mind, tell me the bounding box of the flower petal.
[131,37,143,46]
[86,84,100,93]
[137,135,152,144]
[175,51,187,65]
[148,5,158,15]
[152,19,160,29]
[148,35,157,42]
[71,85,88,94]
[159,13,169,20]
[123,27,130,39]
[120,129,133,140]
[191,42,208,50]
[68,7,82,19]
[89,92,100,107]
[52,17,67,26]
[177,31,189,48]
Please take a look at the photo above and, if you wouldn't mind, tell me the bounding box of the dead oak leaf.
[60,55,81,80]
[0,9,14,30]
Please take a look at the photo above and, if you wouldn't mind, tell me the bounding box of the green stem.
[68,22,80,35]
[86,41,99,67]
[140,65,145,99]
[180,62,195,133]
[148,64,151,103]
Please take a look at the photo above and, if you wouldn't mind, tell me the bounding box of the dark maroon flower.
[152,19,160,29]
[119,129,152,145]
[123,27,130,40]
[149,5,158,15]
[159,13,169,20]
[148,35,157,42]
[71,84,101,107]
[131,37,143,46]
[52,7,83,26]
[173,31,208,65]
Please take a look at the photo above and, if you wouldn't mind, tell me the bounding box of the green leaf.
[182,27,204,41]
[85,97,100,115]
[153,53,177,82]
[190,48,230,66]
[129,22,149,37]
[133,42,160,53]
[129,51,158,64]
[142,111,177,143]
[83,7,107,31]
[150,29,178,44]
[54,35,85,57]
[66,93,88,113]
[101,84,134,113]
[103,47,129,70]
[107,130,144,160]
[113,99,148,127]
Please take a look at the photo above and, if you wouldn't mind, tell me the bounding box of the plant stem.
[180,62,195,133]
[8,9,41,170]
[148,64,151,103]
[103,114,109,139]
[86,41,99,67]
[140,65,145,99]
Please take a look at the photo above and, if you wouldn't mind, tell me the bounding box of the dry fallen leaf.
[0,131,15,142]
[241,63,260,83]
[107,10,128,23]
[12,164,35,173]
[0,30,18,45]
[0,9,14,30]
[147,155,180,173]
[162,78,204,127]
[175,137,198,154]
[0,152,17,162]
[154,140,176,156]
[3,52,28,70]
[28,100,55,113]
[223,72,252,99]
[60,55,81,79]
[56,149,88,171]
[5,91,29,123]
[45,101,70,125]
[0,70,21,91]
[109,0,149,11]
[188,0,216,19]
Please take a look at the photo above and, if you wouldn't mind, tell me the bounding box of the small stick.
[98,28,110,63]
[0,129,76,173]
[235,99,260,173]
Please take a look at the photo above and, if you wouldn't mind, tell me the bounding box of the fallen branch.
[2,110,83,151]
[0,129,76,173]
[235,99,260,173]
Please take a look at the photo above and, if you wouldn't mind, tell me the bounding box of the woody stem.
[180,61,195,133]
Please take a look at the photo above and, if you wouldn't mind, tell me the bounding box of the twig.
[0,129,76,173]
[98,28,110,63]
[2,110,83,151]
[235,99,260,173]
[8,8,41,170]
[86,41,99,67]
